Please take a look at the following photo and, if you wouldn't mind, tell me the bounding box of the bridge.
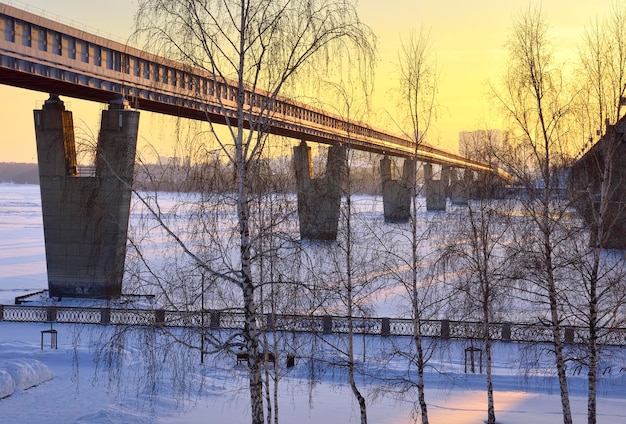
[571,115,626,249]
[0,3,505,172]
[0,3,511,298]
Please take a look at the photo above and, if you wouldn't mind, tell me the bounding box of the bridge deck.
[0,2,507,178]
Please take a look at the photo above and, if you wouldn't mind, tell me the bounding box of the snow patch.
[0,369,15,399]
[74,408,155,424]
[0,358,54,390]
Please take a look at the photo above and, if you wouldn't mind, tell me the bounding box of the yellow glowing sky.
[0,0,618,163]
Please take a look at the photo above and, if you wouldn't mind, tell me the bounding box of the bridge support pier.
[424,163,447,211]
[380,156,416,222]
[293,142,345,240]
[450,169,472,205]
[34,94,139,298]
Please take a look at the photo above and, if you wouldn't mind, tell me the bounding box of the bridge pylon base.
[34,94,139,299]
[424,163,447,211]
[293,142,345,240]
[449,168,471,205]
[380,157,415,222]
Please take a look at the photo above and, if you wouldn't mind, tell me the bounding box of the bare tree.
[493,5,576,424]
[400,27,437,424]
[372,27,440,424]
[569,3,626,423]
[317,193,377,424]
[397,28,438,145]
[440,197,514,424]
[303,84,379,424]
[336,89,368,424]
[107,2,379,422]
[251,143,302,424]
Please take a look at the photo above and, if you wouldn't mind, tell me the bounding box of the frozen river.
[2,182,626,423]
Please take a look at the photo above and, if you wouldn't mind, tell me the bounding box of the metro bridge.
[0,3,511,298]
[0,3,511,174]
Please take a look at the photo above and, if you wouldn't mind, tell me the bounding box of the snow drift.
[0,358,54,397]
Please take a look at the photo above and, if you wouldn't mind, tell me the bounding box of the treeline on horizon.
[0,162,38,184]
[0,155,386,195]
[134,153,384,195]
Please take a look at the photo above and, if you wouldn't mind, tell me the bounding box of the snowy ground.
[2,183,626,423]
[1,321,625,424]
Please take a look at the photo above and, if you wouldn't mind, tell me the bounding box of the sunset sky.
[0,0,618,163]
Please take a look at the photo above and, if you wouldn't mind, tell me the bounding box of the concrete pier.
[34,94,139,298]
[424,163,447,211]
[293,142,346,240]
[450,169,472,205]
[380,156,416,222]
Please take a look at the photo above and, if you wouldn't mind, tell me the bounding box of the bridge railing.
[2,304,625,346]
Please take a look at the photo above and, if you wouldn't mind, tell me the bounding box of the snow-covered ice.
[0,320,625,423]
[1,183,626,423]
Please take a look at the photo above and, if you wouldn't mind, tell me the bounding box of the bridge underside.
[1,64,404,158]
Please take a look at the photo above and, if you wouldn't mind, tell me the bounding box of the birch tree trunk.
[132,2,375,423]
[574,6,626,422]
[493,5,575,423]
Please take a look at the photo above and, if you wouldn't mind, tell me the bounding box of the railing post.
[46,306,57,322]
[381,317,391,336]
[210,311,221,329]
[322,315,333,334]
[265,313,274,331]
[155,309,165,326]
[502,322,511,342]
[564,326,575,344]
[440,319,450,339]
[100,308,111,324]
[0,305,4,321]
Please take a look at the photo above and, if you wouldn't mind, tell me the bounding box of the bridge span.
[0,2,505,175]
[0,3,511,298]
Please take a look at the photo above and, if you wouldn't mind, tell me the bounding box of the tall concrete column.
[441,165,451,192]
[464,169,476,199]
[423,163,446,211]
[450,168,469,205]
[474,170,503,199]
[380,156,415,222]
[34,94,139,298]
[423,162,433,182]
[293,142,345,240]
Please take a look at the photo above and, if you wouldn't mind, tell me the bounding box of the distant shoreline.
[0,162,38,184]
